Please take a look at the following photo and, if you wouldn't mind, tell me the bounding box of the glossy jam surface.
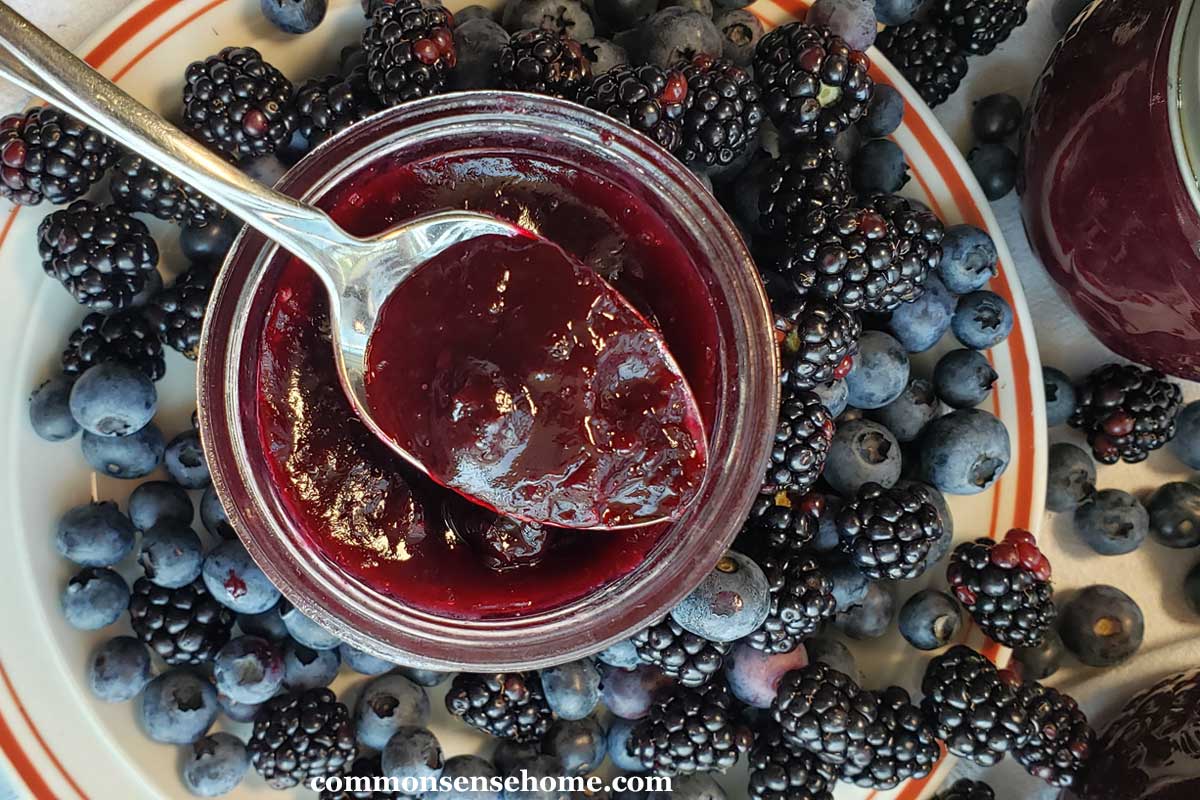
[256,148,720,618]
[364,234,707,529]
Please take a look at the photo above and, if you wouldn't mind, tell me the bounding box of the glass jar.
[197,92,777,670]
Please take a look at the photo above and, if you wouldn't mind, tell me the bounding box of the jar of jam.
[1020,0,1200,380]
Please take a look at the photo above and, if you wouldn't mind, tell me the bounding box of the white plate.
[0,1,1046,798]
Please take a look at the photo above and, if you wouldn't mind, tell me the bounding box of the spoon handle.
[0,2,358,290]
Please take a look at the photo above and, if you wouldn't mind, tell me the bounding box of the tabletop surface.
[0,0,1196,798]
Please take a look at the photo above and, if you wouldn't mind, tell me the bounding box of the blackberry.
[764,390,835,496]
[837,686,940,790]
[775,207,906,314]
[859,193,944,304]
[320,755,401,800]
[495,29,591,100]
[920,645,1028,766]
[0,107,117,206]
[836,481,943,580]
[933,0,1028,55]
[182,47,297,161]
[444,672,554,742]
[1068,363,1182,464]
[579,64,688,153]
[629,681,751,774]
[758,141,853,240]
[744,553,835,654]
[947,528,1056,648]
[774,293,861,391]
[737,493,822,556]
[295,67,380,148]
[62,310,166,382]
[753,23,873,140]
[677,55,764,168]
[109,153,224,228]
[770,662,867,764]
[933,780,995,800]
[362,0,456,106]
[748,722,835,800]
[146,265,214,360]
[631,616,730,688]
[249,688,358,790]
[38,200,159,314]
[876,22,968,109]
[1013,681,1092,788]
[127,576,234,666]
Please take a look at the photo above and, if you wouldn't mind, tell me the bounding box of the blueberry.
[872,0,924,24]
[237,604,286,640]
[1186,562,1200,615]
[1013,628,1066,681]
[648,773,726,800]
[202,540,280,614]
[803,635,859,680]
[938,225,998,295]
[594,638,640,670]
[427,755,502,800]
[896,480,955,568]
[56,501,136,567]
[845,331,910,410]
[355,672,432,750]
[1060,585,1144,667]
[69,362,156,437]
[580,37,629,76]
[972,93,1022,143]
[29,376,79,441]
[898,589,962,650]
[279,600,340,650]
[953,291,1014,350]
[821,553,870,611]
[933,349,997,408]
[500,754,563,800]
[662,0,714,16]
[1171,401,1200,468]
[869,377,940,442]
[340,643,396,675]
[128,481,193,531]
[542,717,606,775]
[1146,482,1200,548]
[851,139,909,194]
[200,484,236,540]
[452,18,509,90]
[724,641,808,708]
[713,9,761,66]
[82,423,165,479]
[825,419,902,495]
[217,693,263,723]
[833,126,863,163]
[182,732,249,797]
[139,669,218,744]
[454,5,495,24]
[643,8,721,67]
[859,84,904,139]
[281,639,340,690]
[382,726,444,784]
[805,0,877,50]
[396,666,451,687]
[606,718,645,772]
[180,217,240,265]
[213,636,284,704]
[493,740,542,777]
[1043,443,1096,514]
[1043,367,1077,427]
[714,0,751,8]
[833,581,894,639]
[812,379,849,418]
[601,664,674,720]
[164,430,209,489]
[1074,489,1149,555]
[502,0,595,38]
[140,521,204,588]
[260,0,327,33]
[671,550,771,642]
[62,567,129,630]
[594,0,656,30]
[918,408,1010,494]
[812,495,842,552]
[541,659,602,720]
[967,143,1018,201]
[89,636,153,703]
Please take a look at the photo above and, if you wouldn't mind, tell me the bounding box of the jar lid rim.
[1171,0,1200,212]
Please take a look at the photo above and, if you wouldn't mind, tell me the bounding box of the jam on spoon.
[364,233,708,530]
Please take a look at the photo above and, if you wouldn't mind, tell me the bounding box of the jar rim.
[1171,0,1200,216]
